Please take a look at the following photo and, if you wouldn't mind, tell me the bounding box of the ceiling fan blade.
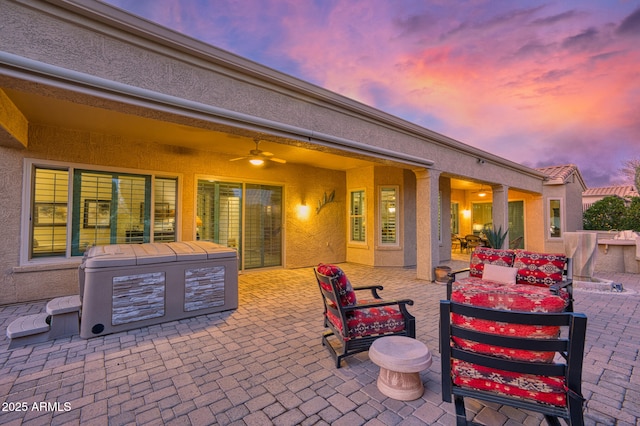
[230,156,246,161]
[270,157,287,164]
[261,151,274,157]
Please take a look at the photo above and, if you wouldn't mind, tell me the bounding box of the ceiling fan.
[472,184,490,197]
[230,139,286,166]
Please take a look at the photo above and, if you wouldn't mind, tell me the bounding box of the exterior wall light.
[297,203,310,219]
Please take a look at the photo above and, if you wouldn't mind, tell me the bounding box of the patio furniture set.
[314,247,587,425]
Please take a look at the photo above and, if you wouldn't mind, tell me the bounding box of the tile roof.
[536,164,577,181]
[536,164,587,190]
[583,185,639,198]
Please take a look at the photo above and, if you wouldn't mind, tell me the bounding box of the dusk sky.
[102,0,640,187]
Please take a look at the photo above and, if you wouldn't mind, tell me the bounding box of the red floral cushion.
[326,300,406,340]
[514,251,567,287]
[469,247,515,278]
[452,277,568,313]
[451,359,567,406]
[451,278,567,362]
[317,263,357,306]
[449,278,571,407]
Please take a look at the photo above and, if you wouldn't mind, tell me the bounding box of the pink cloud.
[102,0,640,186]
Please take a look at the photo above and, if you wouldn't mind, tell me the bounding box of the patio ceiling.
[4,85,505,194]
[2,86,377,171]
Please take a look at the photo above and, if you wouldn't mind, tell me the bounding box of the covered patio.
[0,263,637,425]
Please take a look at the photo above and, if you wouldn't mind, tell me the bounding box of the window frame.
[378,186,399,247]
[547,197,564,240]
[195,175,285,271]
[21,159,181,266]
[349,188,367,244]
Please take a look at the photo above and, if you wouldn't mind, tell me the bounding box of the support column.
[414,168,440,281]
[491,184,509,248]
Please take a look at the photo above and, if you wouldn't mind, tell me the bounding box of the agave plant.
[484,225,509,249]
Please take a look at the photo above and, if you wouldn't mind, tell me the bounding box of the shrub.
[484,225,509,249]
[623,197,640,231]
[583,196,627,230]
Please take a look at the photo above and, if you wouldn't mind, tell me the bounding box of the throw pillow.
[482,264,517,284]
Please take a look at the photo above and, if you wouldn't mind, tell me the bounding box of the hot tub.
[79,241,238,338]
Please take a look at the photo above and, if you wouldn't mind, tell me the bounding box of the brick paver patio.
[0,262,638,425]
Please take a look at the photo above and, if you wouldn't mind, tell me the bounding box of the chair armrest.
[448,268,470,281]
[343,298,414,312]
[549,278,572,292]
[446,268,470,300]
[549,279,574,312]
[353,285,384,299]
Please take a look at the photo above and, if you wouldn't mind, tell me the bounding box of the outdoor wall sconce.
[316,190,335,214]
[462,209,471,219]
[297,203,310,220]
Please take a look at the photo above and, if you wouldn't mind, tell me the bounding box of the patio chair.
[464,234,483,253]
[509,235,524,249]
[440,300,587,426]
[451,235,463,253]
[314,264,416,368]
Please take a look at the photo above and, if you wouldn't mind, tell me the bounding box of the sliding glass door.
[197,179,282,270]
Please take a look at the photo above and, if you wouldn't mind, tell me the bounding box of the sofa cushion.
[514,251,567,287]
[317,263,357,306]
[326,301,406,340]
[469,247,515,278]
[482,264,517,284]
[450,277,567,362]
[451,277,568,313]
[451,359,567,406]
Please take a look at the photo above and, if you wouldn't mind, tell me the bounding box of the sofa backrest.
[469,247,569,287]
[469,247,515,278]
[513,251,567,287]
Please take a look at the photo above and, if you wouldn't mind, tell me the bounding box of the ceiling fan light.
[249,156,264,166]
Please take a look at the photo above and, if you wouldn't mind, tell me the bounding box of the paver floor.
[0,262,638,425]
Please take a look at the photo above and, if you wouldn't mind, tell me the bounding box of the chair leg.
[544,415,561,426]
[454,395,468,425]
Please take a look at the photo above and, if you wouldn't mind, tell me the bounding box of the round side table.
[369,336,432,401]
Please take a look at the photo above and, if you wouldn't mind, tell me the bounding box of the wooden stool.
[369,336,432,400]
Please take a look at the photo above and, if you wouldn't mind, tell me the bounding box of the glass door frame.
[195,175,285,271]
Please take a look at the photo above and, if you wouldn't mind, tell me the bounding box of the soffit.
[2,87,377,171]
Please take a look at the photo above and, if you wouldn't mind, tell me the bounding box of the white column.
[491,184,509,248]
[414,168,441,280]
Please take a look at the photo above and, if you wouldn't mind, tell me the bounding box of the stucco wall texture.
[0,123,348,303]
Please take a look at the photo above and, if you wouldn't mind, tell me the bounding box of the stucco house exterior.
[0,0,585,304]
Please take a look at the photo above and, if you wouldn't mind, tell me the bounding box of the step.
[6,313,52,349]
[46,295,81,315]
[6,313,50,339]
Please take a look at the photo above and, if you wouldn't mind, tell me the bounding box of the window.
[508,200,525,249]
[31,168,69,258]
[379,187,398,245]
[349,190,366,243]
[26,161,178,261]
[196,179,282,270]
[472,202,493,235]
[451,203,459,235]
[472,201,526,248]
[549,198,562,238]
